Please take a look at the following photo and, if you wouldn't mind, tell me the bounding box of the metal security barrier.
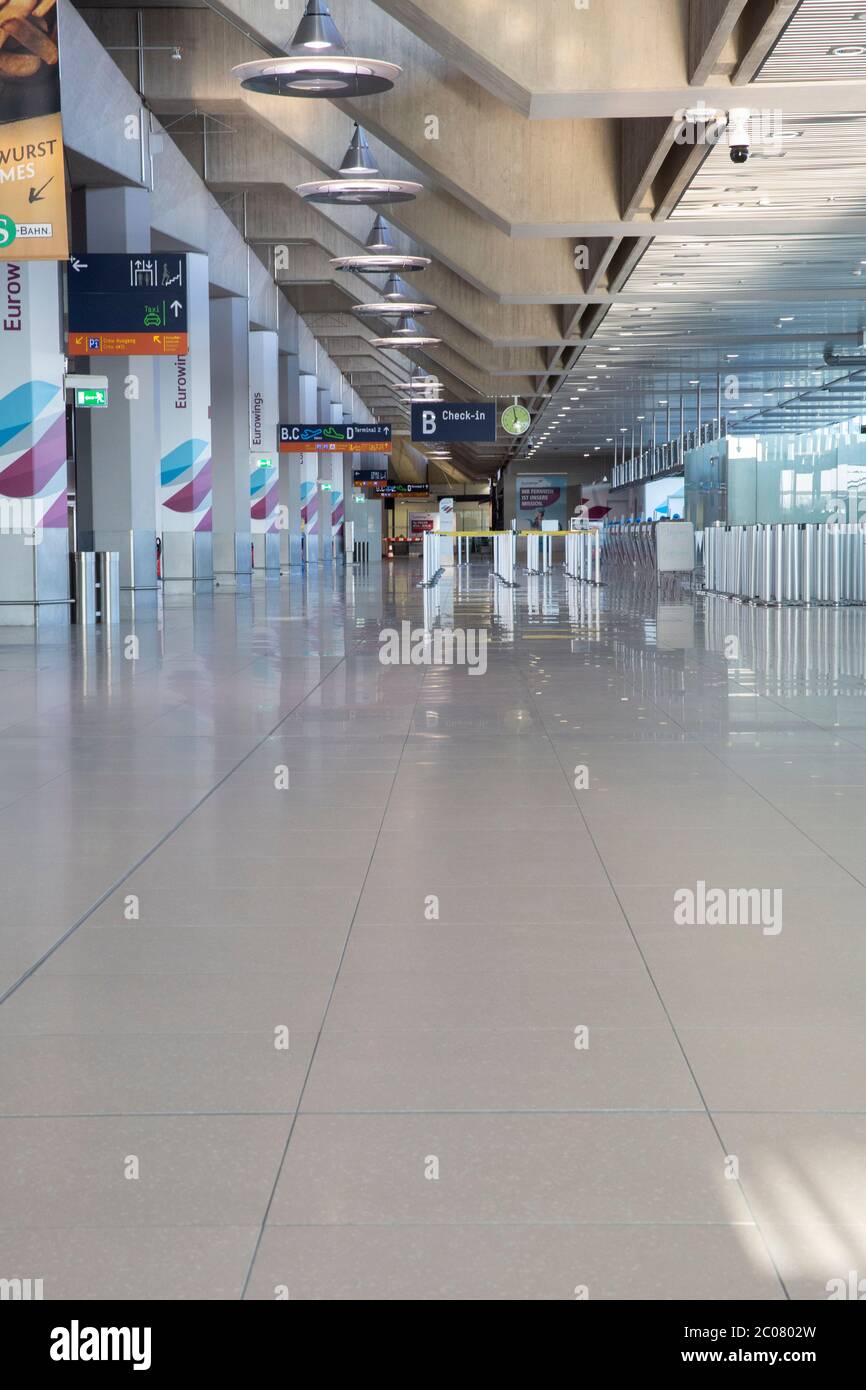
[70,552,96,624]
[493,531,517,586]
[96,552,120,624]
[564,528,601,584]
[602,521,658,570]
[70,551,120,623]
[525,532,555,574]
[420,530,444,586]
[703,523,866,605]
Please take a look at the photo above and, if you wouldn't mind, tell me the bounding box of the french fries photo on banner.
[0,0,67,260]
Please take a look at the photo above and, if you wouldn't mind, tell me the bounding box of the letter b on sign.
[422,410,436,436]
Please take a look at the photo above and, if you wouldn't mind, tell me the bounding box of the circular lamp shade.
[392,375,440,391]
[330,216,430,271]
[298,176,421,206]
[331,252,430,272]
[355,300,435,317]
[231,55,401,98]
[233,4,399,97]
[372,323,441,347]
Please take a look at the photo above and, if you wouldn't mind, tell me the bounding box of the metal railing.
[611,419,725,489]
[564,528,601,584]
[703,523,866,605]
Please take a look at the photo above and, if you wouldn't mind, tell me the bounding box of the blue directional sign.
[67,253,188,334]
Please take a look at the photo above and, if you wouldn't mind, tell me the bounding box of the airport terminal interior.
[3,0,866,1305]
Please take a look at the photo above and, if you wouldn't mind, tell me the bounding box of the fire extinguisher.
[156,536,162,580]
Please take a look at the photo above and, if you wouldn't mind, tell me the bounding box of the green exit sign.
[319,480,332,491]
[75,387,108,409]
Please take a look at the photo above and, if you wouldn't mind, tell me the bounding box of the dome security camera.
[727,108,751,164]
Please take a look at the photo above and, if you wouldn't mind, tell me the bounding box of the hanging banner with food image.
[0,0,67,261]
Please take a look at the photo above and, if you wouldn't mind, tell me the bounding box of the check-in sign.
[411,402,496,443]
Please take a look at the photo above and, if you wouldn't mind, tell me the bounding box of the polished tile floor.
[2,560,866,1299]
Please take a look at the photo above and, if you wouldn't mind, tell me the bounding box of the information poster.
[0,0,68,260]
[516,474,567,530]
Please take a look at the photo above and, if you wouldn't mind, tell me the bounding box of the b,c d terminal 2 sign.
[278,423,391,453]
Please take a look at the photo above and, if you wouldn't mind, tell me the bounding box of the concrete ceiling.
[75,0,866,482]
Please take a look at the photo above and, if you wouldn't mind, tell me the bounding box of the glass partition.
[685,416,866,525]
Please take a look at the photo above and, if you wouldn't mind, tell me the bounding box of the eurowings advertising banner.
[516,474,568,530]
[249,330,278,536]
[158,256,211,533]
[0,0,68,261]
[0,259,65,526]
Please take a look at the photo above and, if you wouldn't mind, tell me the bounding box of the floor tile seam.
[0,656,350,1008]
[238,668,428,1298]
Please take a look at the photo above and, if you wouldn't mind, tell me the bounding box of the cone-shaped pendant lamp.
[297,128,421,206]
[232,1,401,98]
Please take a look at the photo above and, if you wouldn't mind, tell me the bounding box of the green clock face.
[501,403,530,436]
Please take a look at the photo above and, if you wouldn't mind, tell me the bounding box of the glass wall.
[685,416,866,526]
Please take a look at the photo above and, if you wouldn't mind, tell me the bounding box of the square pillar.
[210,296,251,588]
[249,330,280,574]
[157,253,213,587]
[0,263,68,626]
[75,187,157,592]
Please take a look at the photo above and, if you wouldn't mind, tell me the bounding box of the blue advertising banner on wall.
[516,474,568,530]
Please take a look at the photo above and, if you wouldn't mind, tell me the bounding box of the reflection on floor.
[1,558,866,1300]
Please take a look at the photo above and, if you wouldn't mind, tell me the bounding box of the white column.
[299,373,319,565]
[278,350,301,567]
[157,252,212,586]
[0,263,67,625]
[249,329,280,574]
[210,296,251,587]
[76,187,157,592]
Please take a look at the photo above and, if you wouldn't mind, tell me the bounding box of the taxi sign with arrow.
[67,253,189,356]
